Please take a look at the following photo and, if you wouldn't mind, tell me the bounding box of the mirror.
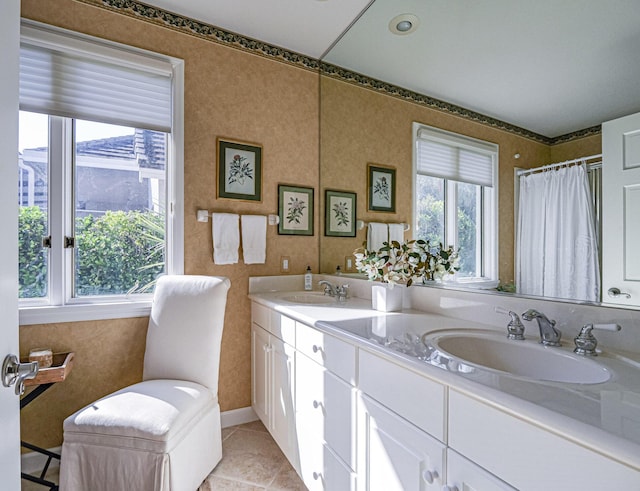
[318,1,633,308]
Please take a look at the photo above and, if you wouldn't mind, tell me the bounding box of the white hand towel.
[212,213,239,264]
[388,223,405,245]
[241,215,267,264]
[367,222,388,251]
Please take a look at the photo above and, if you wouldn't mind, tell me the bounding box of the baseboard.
[21,446,61,475]
[221,406,258,428]
[21,407,257,473]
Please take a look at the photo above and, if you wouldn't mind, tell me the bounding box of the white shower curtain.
[516,164,600,302]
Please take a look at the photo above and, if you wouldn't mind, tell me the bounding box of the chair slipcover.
[60,275,230,491]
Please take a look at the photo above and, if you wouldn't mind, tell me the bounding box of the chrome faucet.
[522,309,561,346]
[319,280,337,296]
[318,280,349,302]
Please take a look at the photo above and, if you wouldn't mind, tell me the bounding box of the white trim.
[168,59,185,276]
[19,300,151,325]
[18,25,185,322]
[221,406,258,428]
[412,122,498,282]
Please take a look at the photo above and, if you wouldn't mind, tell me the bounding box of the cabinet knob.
[442,485,459,491]
[312,471,321,481]
[422,469,439,484]
[312,344,322,354]
[312,400,322,409]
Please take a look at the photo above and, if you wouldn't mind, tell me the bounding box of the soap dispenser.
[304,266,312,291]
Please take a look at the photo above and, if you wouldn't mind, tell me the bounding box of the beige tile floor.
[21,420,307,491]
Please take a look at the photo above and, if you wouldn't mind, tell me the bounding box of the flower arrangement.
[354,239,460,286]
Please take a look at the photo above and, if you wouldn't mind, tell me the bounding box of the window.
[18,21,184,325]
[413,123,497,283]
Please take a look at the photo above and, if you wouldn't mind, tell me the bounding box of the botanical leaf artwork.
[373,176,390,202]
[227,154,253,186]
[286,196,307,224]
[332,200,350,227]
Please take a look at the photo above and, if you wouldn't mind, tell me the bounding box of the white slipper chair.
[60,275,230,491]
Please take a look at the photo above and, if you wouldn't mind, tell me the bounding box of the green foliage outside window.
[19,207,165,299]
[19,206,48,298]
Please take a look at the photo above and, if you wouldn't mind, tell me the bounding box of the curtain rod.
[517,153,602,176]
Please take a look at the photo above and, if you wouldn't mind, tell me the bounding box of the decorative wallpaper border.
[77,0,599,145]
[75,0,320,70]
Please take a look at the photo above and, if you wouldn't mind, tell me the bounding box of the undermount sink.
[278,292,337,305]
[423,329,612,384]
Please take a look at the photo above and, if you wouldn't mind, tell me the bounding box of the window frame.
[412,122,498,286]
[18,21,184,325]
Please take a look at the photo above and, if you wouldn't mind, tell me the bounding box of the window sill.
[443,278,500,290]
[19,300,152,326]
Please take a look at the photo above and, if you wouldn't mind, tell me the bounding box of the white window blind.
[416,127,496,187]
[19,23,172,133]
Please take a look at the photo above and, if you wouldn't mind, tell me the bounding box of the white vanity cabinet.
[250,304,297,465]
[250,299,640,491]
[448,389,640,489]
[295,322,357,490]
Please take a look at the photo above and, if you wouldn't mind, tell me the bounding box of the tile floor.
[21,420,307,491]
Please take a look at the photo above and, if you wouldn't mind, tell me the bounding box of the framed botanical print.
[278,184,314,236]
[367,163,396,212]
[325,189,357,237]
[217,138,262,201]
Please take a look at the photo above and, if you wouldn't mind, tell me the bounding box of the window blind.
[19,24,173,133]
[416,127,496,187]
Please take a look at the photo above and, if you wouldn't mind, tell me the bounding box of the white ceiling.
[142,0,640,139]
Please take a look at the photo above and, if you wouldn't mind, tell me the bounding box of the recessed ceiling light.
[389,13,420,36]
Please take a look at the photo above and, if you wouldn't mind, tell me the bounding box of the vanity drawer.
[296,322,356,385]
[296,352,357,469]
[270,311,296,345]
[358,350,446,442]
[251,302,270,330]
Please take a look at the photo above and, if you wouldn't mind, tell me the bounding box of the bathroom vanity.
[249,276,640,490]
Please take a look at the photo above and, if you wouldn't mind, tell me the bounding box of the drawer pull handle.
[422,469,439,484]
[312,344,322,353]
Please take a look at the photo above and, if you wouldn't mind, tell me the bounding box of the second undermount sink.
[278,292,337,305]
[423,329,612,384]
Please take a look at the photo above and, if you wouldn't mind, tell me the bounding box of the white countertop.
[249,290,640,471]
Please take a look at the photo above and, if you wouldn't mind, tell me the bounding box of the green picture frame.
[217,138,262,201]
[367,163,396,212]
[325,189,357,237]
[278,184,314,236]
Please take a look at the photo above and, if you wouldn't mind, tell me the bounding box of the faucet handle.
[336,284,349,302]
[495,307,525,340]
[574,323,622,356]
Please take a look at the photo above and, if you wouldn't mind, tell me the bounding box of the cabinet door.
[251,323,270,425]
[357,394,445,491]
[444,449,515,491]
[296,351,356,469]
[271,336,297,464]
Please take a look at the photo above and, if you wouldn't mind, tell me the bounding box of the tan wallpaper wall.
[20,0,319,450]
[319,76,553,284]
